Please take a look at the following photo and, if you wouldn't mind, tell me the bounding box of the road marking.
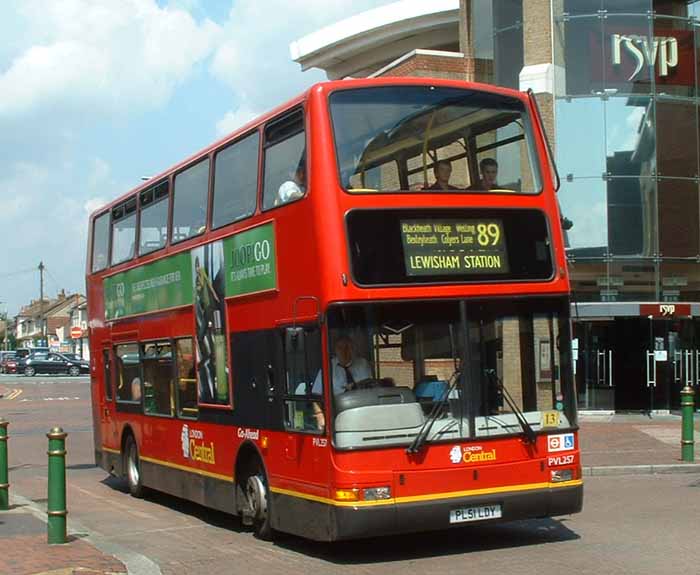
[19,396,81,402]
[3,388,22,400]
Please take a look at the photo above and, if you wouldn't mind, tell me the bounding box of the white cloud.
[0,0,222,118]
[216,106,259,137]
[210,0,390,114]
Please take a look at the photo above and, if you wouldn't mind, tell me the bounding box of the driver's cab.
[282,298,576,451]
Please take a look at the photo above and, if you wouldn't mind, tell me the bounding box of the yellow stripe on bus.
[101,447,234,482]
[101,445,582,508]
[271,479,583,508]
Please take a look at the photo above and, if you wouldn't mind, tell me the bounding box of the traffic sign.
[70,327,83,339]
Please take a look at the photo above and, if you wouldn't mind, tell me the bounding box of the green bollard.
[0,419,8,510]
[681,386,695,463]
[47,427,68,544]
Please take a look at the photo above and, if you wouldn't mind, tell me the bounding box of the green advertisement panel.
[104,252,193,320]
[224,223,277,297]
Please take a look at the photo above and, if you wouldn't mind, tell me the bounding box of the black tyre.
[68,365,80,377]
[124,435,144,498]
[239,462,273,540]
[24,366,35,377]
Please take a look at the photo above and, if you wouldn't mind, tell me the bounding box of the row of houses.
[1,290,89,360]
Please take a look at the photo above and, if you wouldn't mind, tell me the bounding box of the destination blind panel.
[346,208,553,286]
[401,219,509,276]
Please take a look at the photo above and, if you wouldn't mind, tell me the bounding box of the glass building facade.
[554,0,700,411]
[473,0,700,411]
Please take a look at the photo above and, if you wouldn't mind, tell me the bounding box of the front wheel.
[239,466,272,539]
[124,435,144,498]
[68,365,80,377]
[24,366,35,377]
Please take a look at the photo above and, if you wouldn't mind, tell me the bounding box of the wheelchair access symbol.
[548,433,574,453]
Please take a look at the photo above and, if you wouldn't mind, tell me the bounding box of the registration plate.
[449,504,502,524]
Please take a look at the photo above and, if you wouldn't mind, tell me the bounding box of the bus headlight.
[362,486,392,501]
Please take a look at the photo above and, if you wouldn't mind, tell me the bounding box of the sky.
[0,0,391,316]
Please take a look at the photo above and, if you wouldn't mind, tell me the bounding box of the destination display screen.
[400,219,509,276]
[346,208,553,286]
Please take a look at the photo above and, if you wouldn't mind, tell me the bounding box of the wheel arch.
[234,440,268,486]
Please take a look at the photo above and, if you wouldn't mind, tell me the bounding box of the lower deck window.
[115,343,141,403]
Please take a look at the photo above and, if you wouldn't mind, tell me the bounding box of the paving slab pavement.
[0,498,127,575]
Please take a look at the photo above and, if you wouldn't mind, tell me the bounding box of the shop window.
[558,15,605,96]
[555,97,606,179]
[559,178,609,254]
[115,343,141,403]
[91,212,110,272]
[111,197,137,266]
[609,259,658,301]
[658,178,700,257]
[171,159,209,243]
[607,176,657,257]
[175,338,198,419]
[603,15,655,94]
[212,131,260,229]
[660,259,700,301]
[656,99,699,178]
[139,181,169,256]
[605,97,655,178]
[568,258,609,303]
[562,0,603,14]
[142,341,174,417]
[652,16,696,98]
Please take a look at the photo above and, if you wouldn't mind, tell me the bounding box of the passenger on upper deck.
[468,158,499,191]
[427,159,460,190]
[312,333,371,396]
[276,154,306,206]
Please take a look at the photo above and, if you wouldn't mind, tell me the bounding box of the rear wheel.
[24,366,35,377]
[68,365,80,377]
[124,435,144,498]
[239,462,272,540]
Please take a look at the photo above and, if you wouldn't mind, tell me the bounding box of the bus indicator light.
[334,489,360,502]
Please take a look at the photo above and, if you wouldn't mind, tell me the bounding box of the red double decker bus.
[87,77,582,541]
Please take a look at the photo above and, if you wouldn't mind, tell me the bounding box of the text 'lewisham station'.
[400,219,509,276]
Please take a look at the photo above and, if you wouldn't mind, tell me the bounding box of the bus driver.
[312,334,371,395]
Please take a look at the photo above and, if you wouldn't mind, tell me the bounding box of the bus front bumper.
[329,481,583,541]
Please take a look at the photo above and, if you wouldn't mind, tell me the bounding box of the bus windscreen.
[330,86,542,194]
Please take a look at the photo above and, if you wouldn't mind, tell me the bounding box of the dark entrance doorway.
[575,317,698,412]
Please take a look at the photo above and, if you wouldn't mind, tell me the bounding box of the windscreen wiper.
[406,369,461,454]
[484,369,537,444]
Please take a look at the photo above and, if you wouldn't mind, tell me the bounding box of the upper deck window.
[139,181,169,256]
[91,212,110,273]
[111,197,137,266]
[171,159,210,243]
[330,86,542,195]
[262,110,306,211]
[212,131,260,229]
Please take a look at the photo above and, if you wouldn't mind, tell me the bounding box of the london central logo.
[611,33,679,81]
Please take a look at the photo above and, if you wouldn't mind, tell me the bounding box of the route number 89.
[477,223,500,246]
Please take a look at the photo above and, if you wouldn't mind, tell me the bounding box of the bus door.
[280,325,329,489]
[98,346,118,449]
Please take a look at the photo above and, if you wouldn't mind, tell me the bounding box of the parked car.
[0,353,18,374]
[15,347,50,359]
[21,352,90,377]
